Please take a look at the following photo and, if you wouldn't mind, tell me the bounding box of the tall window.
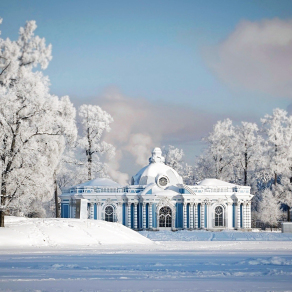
[159,206,172,227]
[215,206,224,227]
[105,205,114,222]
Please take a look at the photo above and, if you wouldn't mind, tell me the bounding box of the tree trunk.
[88,153,92,181]
[54,173,59,218]
[288,207,291,222]
[1,178,6,227]
[244,150,248,186]
[87,126,92,181]
[0,211,4,227]
[274,173,277,186]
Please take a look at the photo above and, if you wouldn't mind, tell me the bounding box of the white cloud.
[205,18,292,98]
[72,87,235,176]
[106,149,129,185]
[126,133,153,166]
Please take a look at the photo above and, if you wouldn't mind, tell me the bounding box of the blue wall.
[205,204,207,228]
[122,203,126,225]
[176,203,183,228]
[198,204,201,228]
[146,203,149,228]
[152,204,157,228]
[187,204,190,228]
[94,204,97,220]
[61,203,69,218]
[232,203,236,228]
[138,203,141,229]
[240,204,243,228]
[131,203,134,228]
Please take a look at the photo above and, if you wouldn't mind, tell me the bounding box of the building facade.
[60,148,253,230]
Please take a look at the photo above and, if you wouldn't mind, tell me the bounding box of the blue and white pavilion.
[60,147,253,230]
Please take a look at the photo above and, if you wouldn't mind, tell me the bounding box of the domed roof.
[197,178,236,187]
[132,147,183,186]
[75,177,121,188]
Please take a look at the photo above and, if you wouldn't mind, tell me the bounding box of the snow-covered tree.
[197,119,235,181]
[162,145,184,175]
[257,188,283,229]
[260,109,292,220]
[261,108,292,186]
[0,20,76,226]
[233,122,264,186]
[77,105,115,181]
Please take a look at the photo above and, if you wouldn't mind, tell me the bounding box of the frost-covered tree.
[0,19,76,226]
[257,188,283,229]
[77,105,115,181]
[162,145,195,185]
[233,122,264,186]
[261,109,292,186]
[162,145,184,175]
[197,119,235,181]
[260,109,292,220]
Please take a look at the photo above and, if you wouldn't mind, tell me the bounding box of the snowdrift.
[0,216,152,248]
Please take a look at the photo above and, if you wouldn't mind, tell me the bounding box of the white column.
[97,202,101,220]
[248,203,252,228]
[142,203,146,229]
[183,203,187,229]
[224,203,228,229]
[245,203,250,229]
[172,208,176,230]
[149,203,153,229]
[116,202,122,223]
[127,203,131,228]
[71,201,76,218]
[237,203,241,229]
[134,203,138,229]
[201,203,205,229]
[243,203,247,229]
[227,203,233,229]
[194,203,198,229]
[207,203,212,229]
[189,203,194,229]
[90,203,94,219]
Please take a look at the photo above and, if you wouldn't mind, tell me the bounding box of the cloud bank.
[205,18,292,98]
[89,87,221,183]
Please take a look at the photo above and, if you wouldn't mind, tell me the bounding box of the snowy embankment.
[0,216,151,248]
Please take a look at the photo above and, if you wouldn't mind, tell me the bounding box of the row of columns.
[127,202,153,230]
[182,202,251,230]
[84,200,251,230]
[183,203,204,229]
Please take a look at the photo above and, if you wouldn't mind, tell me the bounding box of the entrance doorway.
[159,206,172,227]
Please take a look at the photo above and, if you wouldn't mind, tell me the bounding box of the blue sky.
[1,0,292,180]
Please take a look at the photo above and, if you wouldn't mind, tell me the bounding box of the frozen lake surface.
[1,249,292,291]
[1,218,292,291]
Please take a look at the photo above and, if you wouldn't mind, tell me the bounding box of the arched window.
[105,205,114,222]
[215,206,224,227]
[159,206,172,227]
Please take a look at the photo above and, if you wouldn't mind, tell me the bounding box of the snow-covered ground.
[0,216,151,249]
[1,217,292,291]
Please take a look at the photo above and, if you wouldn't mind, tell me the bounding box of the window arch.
[159,206,172,227]
[105,205,114,222]
[214,205,224,227]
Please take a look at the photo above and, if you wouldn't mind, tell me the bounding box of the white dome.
[75,177,121,188]
[197,178,236,187]
[132,147,183,186]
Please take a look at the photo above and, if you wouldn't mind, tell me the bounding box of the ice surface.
[139,229,292,241]
[1,217,292,291]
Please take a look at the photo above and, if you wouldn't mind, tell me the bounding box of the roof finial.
[149,147,165,164]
